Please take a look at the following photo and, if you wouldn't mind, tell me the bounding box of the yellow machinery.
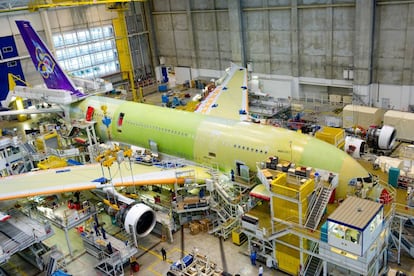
[270,172,314,275]
[231,227,247,246]
[35,130,63,153]
[315,126,345,149]
[37,156,68,170]
[103,198,120,211]
[8,73,28,122]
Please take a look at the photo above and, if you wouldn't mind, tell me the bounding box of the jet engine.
[366,125,397,152]
[102,187,156,238]
[122,203,156,238]
[345,125,397,158]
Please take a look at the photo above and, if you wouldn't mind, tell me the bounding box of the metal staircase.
[208,172,240,239]
[351,91,367,106]
[95,251,124,276]
[303,242,323,276]
[304,255,323,276]
[42,245,66,276]
[305,186,333,230]
[390,230,414,258]
[21,141,37,155]
[0,221,36,263]
[18,242,49,271]
[209,197,239,240]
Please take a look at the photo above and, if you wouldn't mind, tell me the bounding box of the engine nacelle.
[345,136,367,159]
[123,203,156,238]
[366,125,397,150]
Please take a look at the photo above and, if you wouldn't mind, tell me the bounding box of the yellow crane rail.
[26,0,145,12]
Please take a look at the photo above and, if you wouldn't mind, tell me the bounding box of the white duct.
[375,156,403,173]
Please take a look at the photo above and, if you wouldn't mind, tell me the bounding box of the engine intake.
[366,125,396,150]
[123,203,156,238]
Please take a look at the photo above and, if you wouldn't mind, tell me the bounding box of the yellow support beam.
[111,6,139,102]
[8,73,31,122]
[27,0,146,12]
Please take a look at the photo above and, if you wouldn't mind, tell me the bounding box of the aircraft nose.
[337,155,370,199]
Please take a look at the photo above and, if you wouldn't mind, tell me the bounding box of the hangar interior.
[0,1,413,276]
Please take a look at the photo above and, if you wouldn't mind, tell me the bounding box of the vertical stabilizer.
[16,20,85,98]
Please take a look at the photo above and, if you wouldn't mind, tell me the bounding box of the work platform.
[81,232,137,276]
[0,209,53,264]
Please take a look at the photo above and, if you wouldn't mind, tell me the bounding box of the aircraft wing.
[0,162,210,201]
[195,63,248,121]
[0,106,63,117]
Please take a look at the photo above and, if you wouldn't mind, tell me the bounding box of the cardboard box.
[199,219,210,232]
[189,222,200,235]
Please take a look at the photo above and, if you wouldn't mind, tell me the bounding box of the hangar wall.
[150,0,414,111]
[1,1,413,110]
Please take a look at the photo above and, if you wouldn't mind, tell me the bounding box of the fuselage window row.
[233,144,267,155]
[123,120,189,137]
[90,113,189,137]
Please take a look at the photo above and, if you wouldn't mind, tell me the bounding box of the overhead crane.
[0,0,145,13]
[27,0,146,11]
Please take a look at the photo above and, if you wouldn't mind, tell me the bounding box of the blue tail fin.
[16,20,85,98]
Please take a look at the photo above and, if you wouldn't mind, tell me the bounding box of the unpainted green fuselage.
[71,96,369,198]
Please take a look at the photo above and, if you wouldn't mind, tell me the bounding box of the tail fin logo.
[35,44,55,79]
[16,20,86,97]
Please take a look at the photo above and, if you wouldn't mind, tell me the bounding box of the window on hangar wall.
[53,25,119,79]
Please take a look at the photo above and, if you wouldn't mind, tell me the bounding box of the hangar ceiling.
[0,0,29,12]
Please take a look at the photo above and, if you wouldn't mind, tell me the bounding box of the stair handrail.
[304,185,324,226]
[302,241,321,276]
[305,186,332,229]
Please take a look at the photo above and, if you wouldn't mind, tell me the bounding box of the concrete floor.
[47,218,287,276]
[2,207,412,276]
[42,218,414,276]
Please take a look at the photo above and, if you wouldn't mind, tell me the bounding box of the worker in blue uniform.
[250,251,257,266]
[101,226,107,239]
[93,222,100,236]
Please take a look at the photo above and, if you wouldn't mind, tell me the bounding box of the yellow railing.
[394,203,414,218]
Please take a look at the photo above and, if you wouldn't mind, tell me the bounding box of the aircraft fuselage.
[71,96,370,199]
